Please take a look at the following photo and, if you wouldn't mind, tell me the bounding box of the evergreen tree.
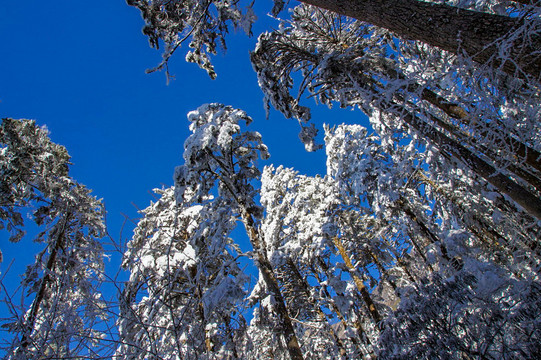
[0,118,107,359]
[128,0,541,80]
[171,104,302,359]
[116,187,247,359]
[251,5,541,221]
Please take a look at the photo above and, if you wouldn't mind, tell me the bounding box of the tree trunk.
[388,101,541,221]
[398,198,451,262]
[332,236,382,323]
[419,87,541,176]
[299,0,541,79]
[283,258,350,358]
[240,208,304,360]
[18,214,70,354]
[313,259,376,358]
[420,104,541,194]
[381,234,418,284]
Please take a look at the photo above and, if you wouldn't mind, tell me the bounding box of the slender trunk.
[405,228,436,274]
[414,170,539,256]
[19,214,70,353]
[240,208,304,360]
[421,105,541,194]
[398,198,451,262]
[284,258,350,358]
[419,87,541,176]
[381,234,418,284]
[299,0,541,79]
[215,158,304,360]
[332,236,382,323]
[313,260,376,359]
[366,249,397,291]
[390,101,541,221]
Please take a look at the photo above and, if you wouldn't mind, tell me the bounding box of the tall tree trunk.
[374,58,541,180]
[283,258,350,358]
[387,100,541,221]
[366,249,398,292]
[313,259,376,359]
[381,234,418,284]
[240,208,304,360]
[418,87,541,176]
[18,214,70,354]
[419,103,541,194]
[398,198,451,262]
[332,236,382,323]
[299,0,541,79]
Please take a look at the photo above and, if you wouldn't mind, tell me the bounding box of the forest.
[1,0,541,358]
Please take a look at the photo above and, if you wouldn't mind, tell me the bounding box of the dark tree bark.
[394,102,541,221]
[299,0,541,79]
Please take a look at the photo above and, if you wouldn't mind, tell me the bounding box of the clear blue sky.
[0,1,367,294]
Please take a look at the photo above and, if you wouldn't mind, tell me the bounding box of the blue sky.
[0,1,367,293]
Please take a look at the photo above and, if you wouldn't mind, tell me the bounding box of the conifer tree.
[0,118,107,359]
[172,104,303,360]
[116,187,248,359]
[251,5,541,221]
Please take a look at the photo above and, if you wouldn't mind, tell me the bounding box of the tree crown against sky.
[129,0,541,80]
[1,0,541,359]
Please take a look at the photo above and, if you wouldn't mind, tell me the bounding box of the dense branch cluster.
[115,104,541,359]
[126,0,256,78]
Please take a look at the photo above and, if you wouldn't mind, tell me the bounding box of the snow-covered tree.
[128,0,541,81]
[50,101,538,359]
[251,4,541,221]
[4,0,541,358]
[260,165,371,358]
[116,187,248,359]
[0,118,107,359]
[118,104,304,360]
[324,122,541,360]
[175,103,307,359]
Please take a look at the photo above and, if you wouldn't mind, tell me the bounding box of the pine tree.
[251,5,541,221]
[116,187,247,359]
[0,118,107,359]
[173,104,303,360]
[128,0,541,80]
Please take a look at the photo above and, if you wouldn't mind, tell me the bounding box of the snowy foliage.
[174,103,269,209]
[0,118,107,359]
[252,4,541,222]
[261,165,337,266]
[378,267,541,359]
[127,0,257,78]
[117,187,248,359]
[116,103,541,359]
